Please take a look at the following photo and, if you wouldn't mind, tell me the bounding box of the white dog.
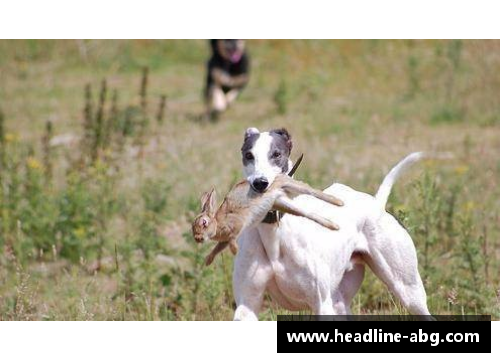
[233,127,432,320]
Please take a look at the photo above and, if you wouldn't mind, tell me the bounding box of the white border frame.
[1,0,500,39]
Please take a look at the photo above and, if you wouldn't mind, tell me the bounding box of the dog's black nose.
[252,177,269,192]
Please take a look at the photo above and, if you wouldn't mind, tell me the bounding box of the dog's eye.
[272,151,281,159]
[245,152,254,161]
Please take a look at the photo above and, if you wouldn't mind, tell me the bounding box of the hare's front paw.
[229,242,238,255]
[205,254,215,266]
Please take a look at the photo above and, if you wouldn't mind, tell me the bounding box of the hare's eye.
[245,152,254,161]
[202,219,208,227]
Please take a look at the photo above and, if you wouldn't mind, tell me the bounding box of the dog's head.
[241,127,293,193]
[213,39,246,63]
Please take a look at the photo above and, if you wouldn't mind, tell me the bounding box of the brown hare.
[192,174,343,266]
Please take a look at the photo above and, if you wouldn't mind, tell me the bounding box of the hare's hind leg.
[282,180,344,206]
[273,196,339,230]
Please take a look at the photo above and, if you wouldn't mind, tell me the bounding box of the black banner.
[277,315,491,353]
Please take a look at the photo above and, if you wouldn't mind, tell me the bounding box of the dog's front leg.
[233,228,273,321]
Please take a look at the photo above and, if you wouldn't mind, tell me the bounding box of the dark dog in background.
[205,40,250,119]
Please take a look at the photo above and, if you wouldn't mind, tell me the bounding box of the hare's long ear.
[200,188,217,215]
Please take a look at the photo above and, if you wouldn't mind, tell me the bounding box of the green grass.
[0,40,499,320]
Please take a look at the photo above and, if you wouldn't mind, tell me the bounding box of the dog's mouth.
[250,184,267,193]
[229,50,242,63]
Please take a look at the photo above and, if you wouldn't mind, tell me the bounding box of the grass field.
[0,40,499,320]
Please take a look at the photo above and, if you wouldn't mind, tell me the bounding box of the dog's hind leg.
[364,213,432,319]
[333,263,365,314]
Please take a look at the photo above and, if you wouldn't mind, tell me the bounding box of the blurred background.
[0,40,499,320]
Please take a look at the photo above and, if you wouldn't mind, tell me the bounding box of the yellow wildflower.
[454,165,469,175]
[26,156,42,170]
[4,133,18,143]
[74,227,86,239]
[464,201,475,212]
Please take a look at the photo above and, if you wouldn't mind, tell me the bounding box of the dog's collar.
[261,210,281,224]
[261,154,304,225]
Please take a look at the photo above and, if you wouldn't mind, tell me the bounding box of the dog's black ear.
[271,128,293,153]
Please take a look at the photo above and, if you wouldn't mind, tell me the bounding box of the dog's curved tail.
[375,152,426,210]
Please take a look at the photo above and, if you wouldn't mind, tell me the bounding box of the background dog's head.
[241,127,293,192]
[212,39,246,63]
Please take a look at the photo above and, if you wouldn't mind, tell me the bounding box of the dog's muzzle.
[251,177,269,193]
